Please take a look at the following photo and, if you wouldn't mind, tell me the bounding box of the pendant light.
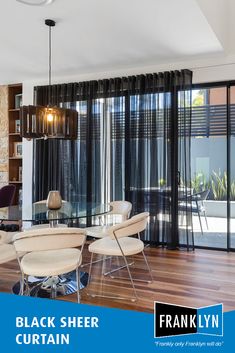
[20,19,78,140]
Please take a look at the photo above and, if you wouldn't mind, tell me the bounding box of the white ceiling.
[0,0,232,84]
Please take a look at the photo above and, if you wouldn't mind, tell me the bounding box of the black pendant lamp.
[20,19,78,140]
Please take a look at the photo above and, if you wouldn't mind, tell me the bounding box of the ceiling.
[0,0,233,84]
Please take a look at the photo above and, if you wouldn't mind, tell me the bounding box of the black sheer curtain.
[34,70,193,249]
[124,72,192,248]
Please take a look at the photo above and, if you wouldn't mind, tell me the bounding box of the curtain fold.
[34,69,193,249]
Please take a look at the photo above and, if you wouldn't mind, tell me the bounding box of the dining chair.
[82,201,132,269]
[87,200,132,237]
[0,230,18,262]
[0,185,16,208]
[178,189,210,234]
[13,227,87,302]
[106,200,132,224]
[0,231,21,275]
[0,185,17,232]
[87,212,152,302]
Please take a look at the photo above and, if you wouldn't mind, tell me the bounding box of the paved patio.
[190,215,235,249]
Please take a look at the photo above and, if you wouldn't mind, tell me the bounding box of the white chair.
[82,201,132,269]
[106,200,132,224]
[0,230,18,263]
[0,231,22,276]
[87,212,152,302]
[0,229,19,244]
[13,227,86,302]
[87,200,132,238]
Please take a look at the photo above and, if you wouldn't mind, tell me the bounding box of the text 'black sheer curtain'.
[34,70,193,249]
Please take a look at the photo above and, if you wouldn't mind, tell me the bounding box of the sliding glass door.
[190,86,228,249]
[229,86,235,250]
[189,83,235,250]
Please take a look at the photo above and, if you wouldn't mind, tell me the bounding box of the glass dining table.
[0,202,111,298]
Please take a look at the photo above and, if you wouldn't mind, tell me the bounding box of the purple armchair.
[0,185,16,208]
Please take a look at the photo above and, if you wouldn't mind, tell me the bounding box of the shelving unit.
[8,84,23,205]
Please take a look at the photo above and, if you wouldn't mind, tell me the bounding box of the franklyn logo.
[154,302,223,338]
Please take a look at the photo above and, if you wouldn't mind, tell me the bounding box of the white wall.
[22,82,33,210]
[196,0,229,53]
[22,61,235,205]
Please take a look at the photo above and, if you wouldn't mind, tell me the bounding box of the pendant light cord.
[48,24,52,106]
[45,19,55,106]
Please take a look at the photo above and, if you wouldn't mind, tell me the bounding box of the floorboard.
[1,246,235,313]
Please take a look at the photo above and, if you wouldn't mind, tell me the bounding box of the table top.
[0,202,111,222]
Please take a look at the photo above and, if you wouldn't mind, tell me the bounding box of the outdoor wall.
[191,136,230,180]
[0,85,8,189]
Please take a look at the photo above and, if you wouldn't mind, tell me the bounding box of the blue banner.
[197,304,223,336]
[0,293,233,352]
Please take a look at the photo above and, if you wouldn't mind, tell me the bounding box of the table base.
[12,271,89,298]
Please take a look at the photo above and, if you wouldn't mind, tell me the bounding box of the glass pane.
[190,87,227,248]
[110,96,125,201]
[91,97,126,205]
[178,89,193,249]
[128,93,172,243]
[230,86,235,249]
[76,101,87,204]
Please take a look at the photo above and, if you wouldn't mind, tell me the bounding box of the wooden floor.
[1,246,235,313]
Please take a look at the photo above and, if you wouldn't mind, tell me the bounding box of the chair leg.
[81,253,112,268]
[87,252,94,286]
[87,252,137,302]
[87,254,107,299]
[186,224,189,252]
[121,253,138,302]
[114,234,138,301]
[109,256,113,273]
[25,275,30,296]
[192,229,195,250]
[103,255,112,275]
[20,272,25,296]
[103,256,134,276]
[106,234,150,282]
[197,209,203,234]
[51,278,57,299]
[76,267,81,303]
[203,210,209,230]
[141,250,153,283]
[111,250,153,284]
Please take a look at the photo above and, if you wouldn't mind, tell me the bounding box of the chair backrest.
[109,201,132,220]
[107,212,149,239]
[192,189,210,201]
[13,227,86,253]
[34,200,47,205]
[0,231,8,245]
[0,185,16,208]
